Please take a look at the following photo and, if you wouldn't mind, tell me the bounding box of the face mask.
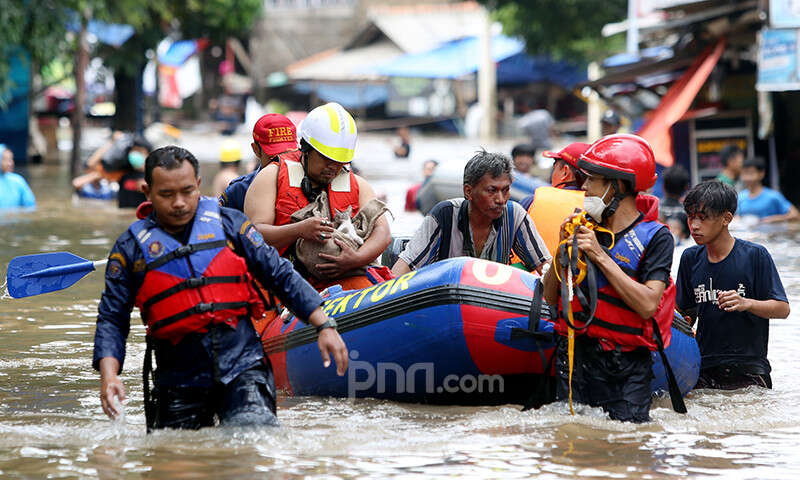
[128,151,146,170]
[583,183,611,221]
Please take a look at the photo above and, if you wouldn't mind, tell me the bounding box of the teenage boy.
[677,180,790,390]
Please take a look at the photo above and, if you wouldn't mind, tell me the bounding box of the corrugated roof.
[368,1,484,54]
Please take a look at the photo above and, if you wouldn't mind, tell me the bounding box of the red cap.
[542,142,591,169]
[252,114,298,156]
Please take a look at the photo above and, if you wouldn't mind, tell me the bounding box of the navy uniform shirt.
[93,203,323,388]
[218,169,259,211]
[676,239,788,374]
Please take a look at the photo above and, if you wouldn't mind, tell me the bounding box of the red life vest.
[130,197,265,344]
[274,156,360,254]
[555,195,675,351]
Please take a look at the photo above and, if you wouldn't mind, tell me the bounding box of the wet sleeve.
[18,177,36,207]
[754,246,788,303]
[511,203,551,270]
[675,248,695,311]
[93,235,137,373]
[775,192,792,215]
[637,226,674,285]
[398,215,443,270]
[222,207,323,321]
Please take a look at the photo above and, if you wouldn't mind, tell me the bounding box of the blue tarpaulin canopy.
[496,53,586,88]
[159,40,202,67]
[66,13,135,48]
[294,82,389,110]
[374,35,524,79]
[373,35,585,88]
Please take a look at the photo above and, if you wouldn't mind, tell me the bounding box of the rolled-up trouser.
[554,334,654,423]
[152,364,278,430]
[696,365,772,390]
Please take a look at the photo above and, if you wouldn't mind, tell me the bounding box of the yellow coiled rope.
[554,211,614,415]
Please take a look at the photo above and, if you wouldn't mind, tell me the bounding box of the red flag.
[637,39,726,167]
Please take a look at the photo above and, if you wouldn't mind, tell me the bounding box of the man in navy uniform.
[94,146,347,431]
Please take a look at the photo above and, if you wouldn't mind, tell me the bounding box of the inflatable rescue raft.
[261,257,699,406]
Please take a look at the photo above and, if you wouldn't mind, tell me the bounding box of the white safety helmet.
[299,102,357,164]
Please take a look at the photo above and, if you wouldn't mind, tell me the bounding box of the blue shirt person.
[677,180,790,390]
[95,146,348,431]
[737,157,799,223]
[0,145,36,208]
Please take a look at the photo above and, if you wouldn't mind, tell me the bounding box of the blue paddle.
[6,252,108,299]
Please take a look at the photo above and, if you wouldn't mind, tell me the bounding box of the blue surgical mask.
[128,151,146,170]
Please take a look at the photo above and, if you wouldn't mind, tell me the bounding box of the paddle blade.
[7,252,97,298]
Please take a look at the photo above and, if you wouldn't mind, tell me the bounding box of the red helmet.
[577,134,657,192]
[542,142,590,169]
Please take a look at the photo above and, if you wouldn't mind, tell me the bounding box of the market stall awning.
[637,38,726,167]
[66,14,135,48]
[496,53,586,88]
[374,35,524,79]
[159,39,209,67]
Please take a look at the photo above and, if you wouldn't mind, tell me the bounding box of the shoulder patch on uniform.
[107,259,123,279]
[148,240,164,258]
[245,225,265,247]
[109,252,127,269]
[240,219,252,235]
[133,259,146,273]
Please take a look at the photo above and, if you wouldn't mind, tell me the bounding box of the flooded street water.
[2,133,800,479]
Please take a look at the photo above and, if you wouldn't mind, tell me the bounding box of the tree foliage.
[0,0,76,105]
[0,0,263,102]
[481,0,627,62]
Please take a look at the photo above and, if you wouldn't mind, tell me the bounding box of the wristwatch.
[316,317,338,333]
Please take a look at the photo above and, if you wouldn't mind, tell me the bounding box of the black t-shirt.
[118,171,146,209]
[676,239,788,374]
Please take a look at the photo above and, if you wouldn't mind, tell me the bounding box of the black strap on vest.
[146,240,228,271]
[651,317,688,413]
[432,202,458,261]
[148,301,250,335]
[142,275,248,311]
[559,233,599,330]
[457,201,477,258]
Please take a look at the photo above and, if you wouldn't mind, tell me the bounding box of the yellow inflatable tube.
[510,187,585,266]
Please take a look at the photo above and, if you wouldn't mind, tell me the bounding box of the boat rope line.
[553,211,687,415]
[261,284,553,354]
[554,212,609,415]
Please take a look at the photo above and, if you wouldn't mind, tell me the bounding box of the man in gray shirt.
[392,151,551,275]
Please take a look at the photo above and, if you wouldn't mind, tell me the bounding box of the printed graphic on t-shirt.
[693,278,746,305]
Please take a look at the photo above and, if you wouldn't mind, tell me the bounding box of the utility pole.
[478,5,496,141]
[627,0,639,54]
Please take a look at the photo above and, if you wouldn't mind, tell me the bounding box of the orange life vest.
[274,157,360,255]
[130,198,265,344]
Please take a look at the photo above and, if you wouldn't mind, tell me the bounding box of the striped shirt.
[399,198,550,271]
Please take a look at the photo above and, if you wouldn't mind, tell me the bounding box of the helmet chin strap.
[601,179,628,221]
[300,150,321,202]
